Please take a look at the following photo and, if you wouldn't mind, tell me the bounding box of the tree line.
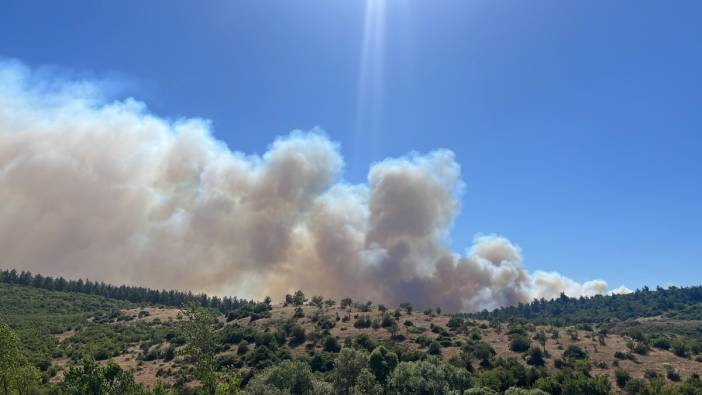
[467,286,702,324]
[0,268,270,316]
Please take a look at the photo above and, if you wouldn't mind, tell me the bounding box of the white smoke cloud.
[0,60,623,311]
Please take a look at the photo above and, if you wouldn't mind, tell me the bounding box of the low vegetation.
[1,269,702,394]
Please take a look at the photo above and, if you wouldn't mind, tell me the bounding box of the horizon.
[1,1,701,311]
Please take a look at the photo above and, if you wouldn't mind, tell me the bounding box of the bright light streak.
[355,0,387,149]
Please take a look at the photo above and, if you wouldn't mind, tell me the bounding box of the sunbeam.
[355,0,387,153]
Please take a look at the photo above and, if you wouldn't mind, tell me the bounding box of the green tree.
[179,302,220,394]
[341,298,353,309]
[310,296,324,308]
[244,360,315,395]
[0,321,40,395]
[428,340,442,355]
[369,345,398,383]
[386,320,400,339]
[332,348,369,395]
[525,346,545,367]
[352,369,382,395]
[509,335,531,353]
[0,321,21,395]
[60,357,143,394]
[293,290,306,306]
[386,358,472,395]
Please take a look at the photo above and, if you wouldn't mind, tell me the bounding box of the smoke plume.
[0,61,623,311]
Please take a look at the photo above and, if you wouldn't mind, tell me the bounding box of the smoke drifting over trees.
[0,61,621,311]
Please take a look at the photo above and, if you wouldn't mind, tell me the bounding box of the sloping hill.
[1,275,701,394]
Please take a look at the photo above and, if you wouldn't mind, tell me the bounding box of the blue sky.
[2,0,700,290]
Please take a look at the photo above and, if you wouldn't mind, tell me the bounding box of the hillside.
[1,275,701,394]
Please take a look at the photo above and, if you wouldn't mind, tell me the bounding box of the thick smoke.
[0,62,623,311]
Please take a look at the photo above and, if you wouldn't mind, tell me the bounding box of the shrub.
[526,347,545,366]
[665,365,681,382]
[237,340,249,355]
[289,325,306,346]
[447,317,464,329]
[652,337,671,350]
[629,341,650,355]
[354,315,372,329]
[509,335,531,353]
[387,358,472,394]
[323,336,340,353]
[245,360,315,395]
[614,368,631,388]
[355,333,377,352]
[428,340,442,355]
[671,339,689,357]
[563,345,587,360]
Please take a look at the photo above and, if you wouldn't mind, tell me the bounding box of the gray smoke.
[0,61,627,311]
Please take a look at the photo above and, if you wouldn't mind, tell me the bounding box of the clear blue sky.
[2,1,700,290]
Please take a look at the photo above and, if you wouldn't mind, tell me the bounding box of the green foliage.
[509,335,531,353]
[0,268,268,317]
[428,340,442,355]
[4,274,702,395]
[332,348,369,394]
[292,291,306,307]
[353,315,371,329]
[562,345,587,361]
[179,302,220,394]
[244,360,315,395]
[340,298,353,309]
[310,296,324,308]
[504,388,549,395]
[60,357,144,394]
[535,369,610,395]
[386,358,472,395]
[323,336,340,353]
[0,321,40,395]
[368,345,398,383]
[614,368,631,388]
[464,388,499,395]
[525,346,545,366]
[469,286,702,324]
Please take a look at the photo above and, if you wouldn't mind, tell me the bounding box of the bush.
[237,340,249,355]
[671,339,689,357]
[428,341,442,355]
[354,315,372,329]
[465,388,499,395]
[387,358,472,394]
[245,360,316,395]
[665,365,681,382]
[614,368,631,388]
[289,325,306,346]
[504,388,549,395]
[526,347,545,366]
[630,341,650,355]
[509,335,531,353]
[323,336,341,353]
[652,337,671,350]
[563,345,587,360]
[310,351,335,372]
